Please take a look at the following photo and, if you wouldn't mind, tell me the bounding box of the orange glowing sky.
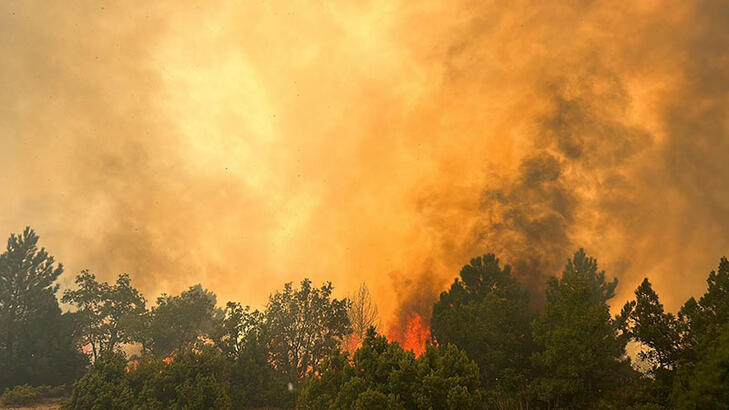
[2,0,729,327]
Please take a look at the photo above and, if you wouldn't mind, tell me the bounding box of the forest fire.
[344,334,363,353]
[162,353,175,364]
[403,313,431,356]
[4,0,729,408]
[388,312,431,356]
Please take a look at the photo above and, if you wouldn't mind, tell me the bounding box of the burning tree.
[344,282,379,351]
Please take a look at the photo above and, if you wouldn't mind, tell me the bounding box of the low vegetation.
[0,385,66,406]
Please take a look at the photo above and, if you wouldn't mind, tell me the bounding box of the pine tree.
[431,254,534,407]
[531,249,633,408]
[0,227,86,389]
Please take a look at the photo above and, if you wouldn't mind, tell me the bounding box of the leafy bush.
[229,351,294,409]
[137,348,232,409]
[0,384,67,406]
[63,351,135,409]
[64,347,232,409]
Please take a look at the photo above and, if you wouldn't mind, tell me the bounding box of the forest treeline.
[1,227,728,409]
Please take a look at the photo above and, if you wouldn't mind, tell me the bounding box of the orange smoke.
[388,313,431,356]
[3,0,729,332]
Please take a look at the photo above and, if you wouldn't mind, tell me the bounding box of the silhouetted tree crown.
[622,279,680,369]
[531,249,633,408]
[0,227,86,390]
[3,227,729,409]
[431,254,534,408]
[264,278,351,384]
[62,271,146,361]
[145,284,222,357]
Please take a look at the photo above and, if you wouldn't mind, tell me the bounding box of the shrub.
[0,384,67,406]
[63,348,232,409]
[63,351,135,409]
[138,347,232,409]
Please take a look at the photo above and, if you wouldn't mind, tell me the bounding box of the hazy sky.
[2,0,728,330]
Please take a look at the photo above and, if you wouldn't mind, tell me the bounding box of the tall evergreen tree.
[431,254,534,407]
[620,278,680,406]
[677,257,729,355]
[0,227,86,390]
[621,278,680,372]
[531,249,634,408]
[672,324,729,410]
[670,257,729,405]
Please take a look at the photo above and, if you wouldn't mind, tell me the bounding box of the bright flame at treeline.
[2,0,729,358]
[398,314,432,356]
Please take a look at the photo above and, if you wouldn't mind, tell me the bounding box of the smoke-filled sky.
[2,0,729,326]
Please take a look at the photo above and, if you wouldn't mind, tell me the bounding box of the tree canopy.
[0,227,86,391]
[431,254,534,407]
[3,227,729,409]
[531,249,634,408]
[62,271,146,361]
[298,327,483,410]
[264,279,351,385]
[145,284,222,358]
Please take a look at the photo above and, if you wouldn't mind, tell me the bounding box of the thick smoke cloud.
[1,0,728,330]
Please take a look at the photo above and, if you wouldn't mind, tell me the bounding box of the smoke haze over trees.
[2,0,729,408]
[2,227,729,408]
[2,0,729,332]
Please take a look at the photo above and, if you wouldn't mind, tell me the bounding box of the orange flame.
[403,313,430,356]
[162,352,176,364]
[344,334,363,353]
[126,359,139,372]
[388,313,430,356]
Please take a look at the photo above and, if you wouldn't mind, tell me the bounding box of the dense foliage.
[144,284,222,358]
[0,384,66,406]
[214,301,294,407]
[62,271,146,361]
[530,249,635,408]
[0,228,87,391]
[63,348,232,409]
[265,279,352,385]
[298,327,483,410]
[431,254,534,407]
[2,227,729,409]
